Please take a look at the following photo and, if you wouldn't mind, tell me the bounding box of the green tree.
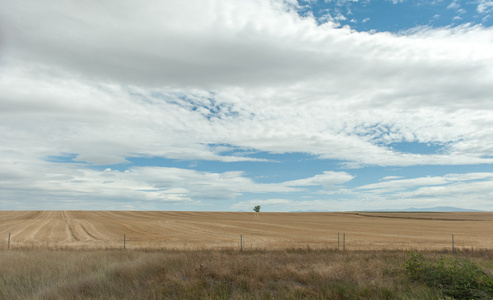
[253,205,261,213]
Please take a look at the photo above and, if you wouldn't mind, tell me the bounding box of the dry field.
[1,211,493,250]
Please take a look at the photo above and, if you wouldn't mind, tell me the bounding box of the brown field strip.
[1,211,493,250]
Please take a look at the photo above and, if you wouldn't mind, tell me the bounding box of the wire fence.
[2,231,474,252]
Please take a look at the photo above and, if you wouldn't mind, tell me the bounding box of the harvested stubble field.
[2,211,493,250]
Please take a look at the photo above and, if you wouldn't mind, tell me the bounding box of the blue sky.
[303,0,493,31]
[1,0,493,211]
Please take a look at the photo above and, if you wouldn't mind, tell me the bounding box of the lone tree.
[253,205,261,213]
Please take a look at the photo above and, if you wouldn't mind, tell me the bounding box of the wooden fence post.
[343,233,346,251]
[240,235,243,251]
[124,234,126,249]
[452,234,454,253]
[8,232,10,250]
[338,232,340,251]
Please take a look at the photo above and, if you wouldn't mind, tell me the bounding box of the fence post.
[338,232,340,251]
[452,234,454,253]
[124,234,126,249]
[240,235,243,251]
[343,233,346,251]
[8,232,10,250]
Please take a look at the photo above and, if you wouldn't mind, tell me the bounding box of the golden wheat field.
[1,211,493,250]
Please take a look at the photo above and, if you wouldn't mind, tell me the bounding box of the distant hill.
[289,207,485,213]
[364,206,484,212]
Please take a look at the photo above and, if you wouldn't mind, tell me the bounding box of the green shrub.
[405,251,493,299]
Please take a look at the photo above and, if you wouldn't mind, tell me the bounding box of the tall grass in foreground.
[1,248,493,299]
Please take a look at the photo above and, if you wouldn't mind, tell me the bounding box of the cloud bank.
[1,0,492,210]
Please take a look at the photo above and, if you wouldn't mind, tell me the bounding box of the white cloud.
[334,12,347,21]
[358,176,449,192]
[381,176,404,181]
[359,173,493,192]
[0,155,303,209]
[354,173,493,210]
[447,1,460,10]
[0,0,330,88]
[283,171,354,186]
[1,0,493,209]
[477,0,493,13]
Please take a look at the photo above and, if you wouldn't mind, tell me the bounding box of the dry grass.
[2,248,493,299]
[2,211,493,250]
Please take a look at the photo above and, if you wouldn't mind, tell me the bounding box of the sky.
[1,0,493,212]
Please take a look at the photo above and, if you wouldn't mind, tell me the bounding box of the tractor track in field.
[62,211,98,242]
[62,211,79,241]
[75,220,97,240]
